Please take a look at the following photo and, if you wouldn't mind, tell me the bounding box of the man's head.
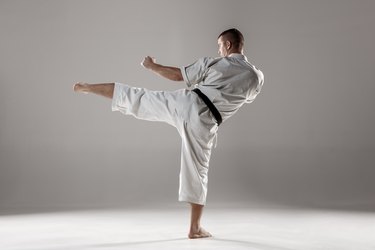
[217,28,244,57]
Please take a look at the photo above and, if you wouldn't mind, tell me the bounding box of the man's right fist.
[73,82,88,94]
[141,56,156,69]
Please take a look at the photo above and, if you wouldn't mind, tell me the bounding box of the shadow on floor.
[91,237,187,248]
[86,237,293,250]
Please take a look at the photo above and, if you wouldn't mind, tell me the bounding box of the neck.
[228,48,243,55]
[228,51,243,56]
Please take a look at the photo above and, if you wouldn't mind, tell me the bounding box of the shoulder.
[251,65,264,83]
[195,56,221,67]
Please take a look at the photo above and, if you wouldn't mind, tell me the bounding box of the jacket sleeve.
[180,57,216,88]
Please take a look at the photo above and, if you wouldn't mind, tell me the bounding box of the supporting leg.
[73,82,114,99]
[188,203,212,239]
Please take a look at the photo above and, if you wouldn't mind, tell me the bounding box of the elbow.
[174,74,184,81]
[173,70,184,81]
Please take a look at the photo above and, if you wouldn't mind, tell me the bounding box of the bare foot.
[73,82,89,94]
[188,227,212,239]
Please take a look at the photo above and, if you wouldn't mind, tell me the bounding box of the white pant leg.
[111,82,218,205]
[178,121,216,205]
[111,82,180,126]
[177,94,218,205]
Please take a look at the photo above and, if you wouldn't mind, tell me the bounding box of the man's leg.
[73,82,114,99]
[74,83,211,238]
[189,203,212,239]
[178,120,216,239]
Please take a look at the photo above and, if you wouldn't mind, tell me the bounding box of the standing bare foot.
[188,226,212,239]
[73,82,89,94]
[188,203,211,239]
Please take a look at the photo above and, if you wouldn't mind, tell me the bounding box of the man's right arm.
[141,56,183,82]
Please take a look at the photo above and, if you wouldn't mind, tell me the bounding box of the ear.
[225,40,232,50]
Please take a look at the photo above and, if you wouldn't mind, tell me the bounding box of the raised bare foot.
[188,227,212,239]
[73,82,89,94]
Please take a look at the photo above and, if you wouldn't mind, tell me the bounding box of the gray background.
[1,0,374,211]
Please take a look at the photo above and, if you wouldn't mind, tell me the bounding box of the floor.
[1,206,374,250]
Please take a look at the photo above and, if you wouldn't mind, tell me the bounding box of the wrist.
[148,62,159,71]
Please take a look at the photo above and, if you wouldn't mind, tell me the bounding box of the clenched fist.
[141,56,156,69]
[73,82,89,94]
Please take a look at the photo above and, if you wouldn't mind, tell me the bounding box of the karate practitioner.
[73,28,264,239]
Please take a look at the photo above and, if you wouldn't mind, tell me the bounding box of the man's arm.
[141,56,183,82]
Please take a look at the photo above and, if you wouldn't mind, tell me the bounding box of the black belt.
[192,88,222,126]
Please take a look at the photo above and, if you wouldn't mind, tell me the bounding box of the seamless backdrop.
[1,0,375,211]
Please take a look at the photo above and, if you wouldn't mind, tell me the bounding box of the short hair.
[218,28,244,50]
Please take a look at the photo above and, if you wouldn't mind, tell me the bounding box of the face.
[217,36,230,57]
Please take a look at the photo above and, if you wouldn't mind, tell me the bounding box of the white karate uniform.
[111,53,264,205]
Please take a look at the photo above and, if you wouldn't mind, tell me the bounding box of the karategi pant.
[111,83,218,205]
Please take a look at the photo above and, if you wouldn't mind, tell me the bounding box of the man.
[73,28,264,239]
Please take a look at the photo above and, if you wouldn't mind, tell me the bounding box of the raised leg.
[188,203,212,239]
[73,82,114,99]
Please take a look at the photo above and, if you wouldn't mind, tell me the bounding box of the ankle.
[79,83,90,93]
[190,223,200,232]
[81,83,89,91]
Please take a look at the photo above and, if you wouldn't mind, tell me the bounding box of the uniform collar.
[228,53,247,61]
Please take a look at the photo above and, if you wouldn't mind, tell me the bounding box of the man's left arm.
[141,56,183,82]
